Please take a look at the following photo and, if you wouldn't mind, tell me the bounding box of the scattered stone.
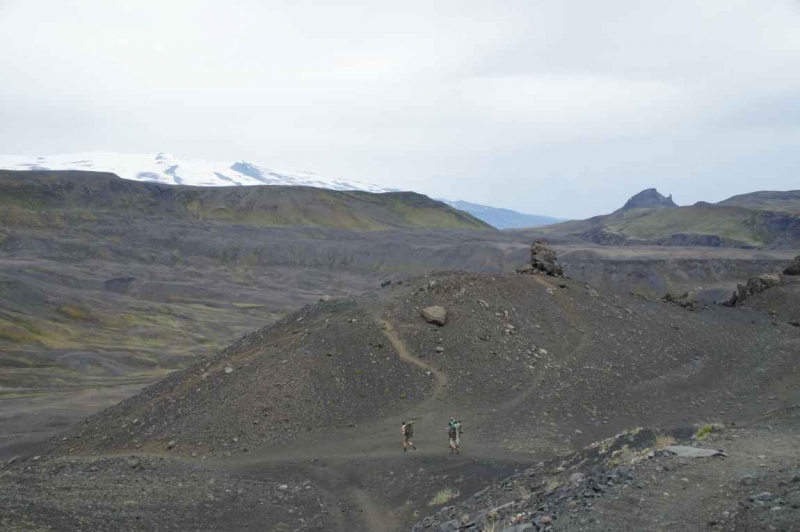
[784,255,800,275]
[727,273,782,306]
[663,446,726,458]
[224,365,233,374]
[434,519,460,532]
[435,346,444,353]
[279,484,289,490]
[749,492,773,502]
[421,306,447,326]
[477,299,490,309]
[570,472,585,484]
[380,280,392,288]
[319,295,332,302]
[662,292,699,311]
[740,474,759,486]
[167,440,176,450]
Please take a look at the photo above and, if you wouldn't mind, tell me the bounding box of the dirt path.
[351,488,394,532]
[377,316,448,398]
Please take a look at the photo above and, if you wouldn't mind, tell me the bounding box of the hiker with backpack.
[401,421,416,452]
[447,417,463,454]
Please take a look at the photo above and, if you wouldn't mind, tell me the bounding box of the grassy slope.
[718,190,800,214]
[0,170,492,231]
[604,205,761,243]
[543,201,799,247]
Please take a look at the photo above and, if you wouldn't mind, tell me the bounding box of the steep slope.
[0,170,491,231]
[541,189,800,248]
[47,271,800,459]
[441,200,563,229]
[6,269,795,532]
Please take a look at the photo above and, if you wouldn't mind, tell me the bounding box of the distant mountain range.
[540,188,800,248]
[0,153,560,229]
[441,200,563,229]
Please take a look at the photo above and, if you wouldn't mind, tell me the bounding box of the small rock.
[279,484,289,490]
[435,346,444,353]
[167,440,176,449]
[434,519,460,532]
[749,492,773,502]
[570,473,585,484]
[421,306,447,326]
[224,365,233,374]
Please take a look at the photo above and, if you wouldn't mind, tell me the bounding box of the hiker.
[447,417,463,454]
[401,421,416,452]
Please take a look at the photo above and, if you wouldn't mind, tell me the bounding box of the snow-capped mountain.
[0,152,395,193]
[0,152,565,228]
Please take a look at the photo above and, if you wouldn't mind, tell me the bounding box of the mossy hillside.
[545,202,799,247]
[0,170,492,231]
[605,205,764,244]
[0,298,270,390]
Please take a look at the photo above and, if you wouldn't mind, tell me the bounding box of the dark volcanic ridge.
[42,268,800,462]
[3,264,800,531]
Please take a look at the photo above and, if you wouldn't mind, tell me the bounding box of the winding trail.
[377,317,448,399]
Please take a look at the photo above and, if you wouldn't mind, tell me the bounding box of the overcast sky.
[1,1,799,218]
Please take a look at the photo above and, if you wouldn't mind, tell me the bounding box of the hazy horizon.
[2,1,799,219]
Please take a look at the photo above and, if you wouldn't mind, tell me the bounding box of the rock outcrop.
[784,255,800,276]
[519,240,563,277]
[727,273,783,306]
[621,188,678,210]
[661,291,700,311]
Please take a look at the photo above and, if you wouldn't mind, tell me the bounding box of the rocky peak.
[621,188,677,210]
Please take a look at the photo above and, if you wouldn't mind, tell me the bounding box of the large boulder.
[421,306,447,326]
[785,255,800,276]
[525,240,563,277]
[727,273,782,306]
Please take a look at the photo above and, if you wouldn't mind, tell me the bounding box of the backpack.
[448,425,457,439]
[404,422,414,437]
